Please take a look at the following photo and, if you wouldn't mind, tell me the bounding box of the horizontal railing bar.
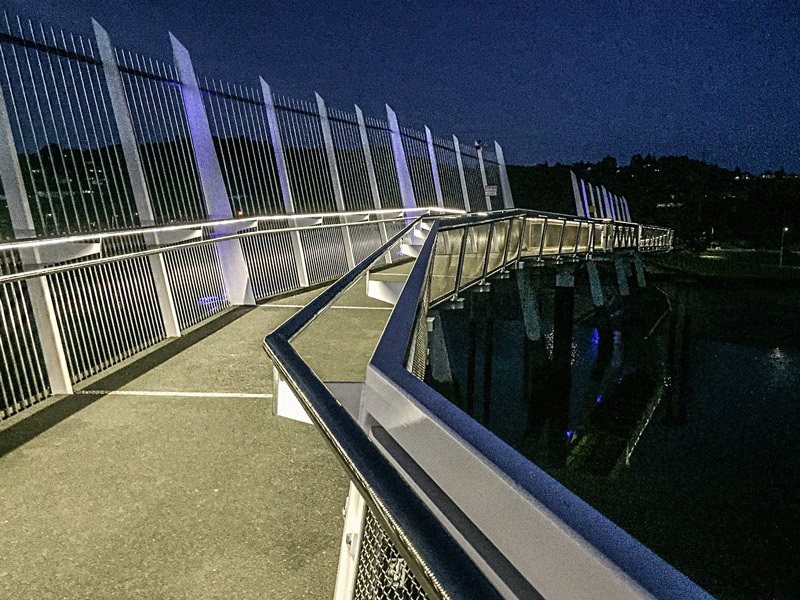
[0,31,98,65]
[0,215,423,286]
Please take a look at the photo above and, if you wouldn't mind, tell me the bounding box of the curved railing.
[263,209,708,599]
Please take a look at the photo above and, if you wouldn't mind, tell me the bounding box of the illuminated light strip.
[0,206,464,253]
[74,389,272,398]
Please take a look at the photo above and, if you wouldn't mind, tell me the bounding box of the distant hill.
[508,155,800,248]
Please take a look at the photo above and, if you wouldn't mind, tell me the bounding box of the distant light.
[784,227,789,232]
[566,430,574,438]
[596,395,603,403]
[591,328,600,345]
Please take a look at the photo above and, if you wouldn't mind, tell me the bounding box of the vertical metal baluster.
[81,37,128,229]
[42,24,89,228]
[16,17,66,233]
[70,34,110,226]
[58,29,98,228]
[145,56,183,221]
[0,34,44,228]
[231,85,262,214]
[31,21,80,232]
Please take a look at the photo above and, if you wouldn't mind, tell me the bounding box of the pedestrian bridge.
[0,12,710,600]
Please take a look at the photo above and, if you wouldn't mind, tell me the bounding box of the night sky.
[10,0,800,173]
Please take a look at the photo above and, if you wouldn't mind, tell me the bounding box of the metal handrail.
[365,214,711,599]
[0,212,429,286]
[263,217,502,600]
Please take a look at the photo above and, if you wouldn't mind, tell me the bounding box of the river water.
[431,277,800,599]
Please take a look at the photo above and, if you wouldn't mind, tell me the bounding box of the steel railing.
[262,209,681,599]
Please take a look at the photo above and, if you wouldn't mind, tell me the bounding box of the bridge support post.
[94,21,181,338]
[355,105,392,264]
[427,310,454,389]
[316,93,356,270]
[171,35,255,306]
[614,256,631,297]
[549,267,575,466]
[633,252,647,287]
[0,88,73,395]
[465,285,493,422]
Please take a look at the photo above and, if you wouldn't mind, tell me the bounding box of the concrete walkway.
[0,265,408,599]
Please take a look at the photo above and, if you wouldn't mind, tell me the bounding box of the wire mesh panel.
[432,137,464,211]
[0,250,50,419]
[349,221,385,266]
[458,143,487,213]
[239,222,302,300]
[274,95,336,213]
[329,108,374,212]
[201,79,284,217]
[429,227,463,303]
[0,15,138,235]
[400,126,437,208]
[48,237,165,383]
[353,507,430,600]
[299,220,349,285]
[116,49,206,223]
[481,145,504,210]
[163,235,229,330]
[366,117,403,210]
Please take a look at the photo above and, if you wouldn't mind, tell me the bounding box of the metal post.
[633,253,647,287]
[494,141,515,209]
[385,105,416,215]
[260,79,310,287]
[477,144,492,211]
[570,171,586,217]
[354,105,391,263]
[586,260,605,307]
[171,34,255,306]
[454,135,471,213]
[316,93,356,270]
[424,126,444,209]
[614,256,631,297]
[0,87,72,394]
[93,20,181,338]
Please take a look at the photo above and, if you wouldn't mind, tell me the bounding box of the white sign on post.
[485,185,498,196]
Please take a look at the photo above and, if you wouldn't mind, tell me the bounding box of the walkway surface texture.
[0,263,411,599]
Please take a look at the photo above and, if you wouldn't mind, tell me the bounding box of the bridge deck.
[0,265,408,599]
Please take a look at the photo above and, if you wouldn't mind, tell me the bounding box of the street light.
[780,226,789,266]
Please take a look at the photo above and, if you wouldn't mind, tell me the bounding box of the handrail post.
[316,93,356,270]
[386,105,416,223]
[0,87,72,394]
[93,20,181,337]
[170,34,255,305]
[494,141,515,209]
[538,217,548,259]
[355,105,391,263]
[477,143,492,211]
[452,226,469,297]
[482,221,495,280]
[425,126,445,209]
[454,135,471,213]
[260,79,310,287]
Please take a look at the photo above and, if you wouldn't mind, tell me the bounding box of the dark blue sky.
[12,0,800,173]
